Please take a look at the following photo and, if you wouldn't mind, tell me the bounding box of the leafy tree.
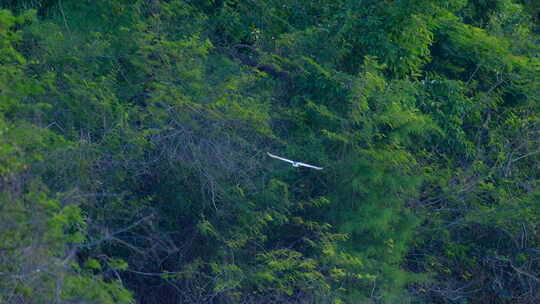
[1,1,539,303]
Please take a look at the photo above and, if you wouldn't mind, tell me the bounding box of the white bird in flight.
[267,152,323,170]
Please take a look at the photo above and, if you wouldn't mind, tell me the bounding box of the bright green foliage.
[0,9,132,304]
[0,1,539,304]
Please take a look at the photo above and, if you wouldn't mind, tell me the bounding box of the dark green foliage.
[1,1,539,303]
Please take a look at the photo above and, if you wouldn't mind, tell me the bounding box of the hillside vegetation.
[0,0,539,303]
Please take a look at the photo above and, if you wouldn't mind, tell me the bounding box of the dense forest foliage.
[0,0,539,303]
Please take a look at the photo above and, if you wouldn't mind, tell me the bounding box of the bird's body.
[267,152,323,170]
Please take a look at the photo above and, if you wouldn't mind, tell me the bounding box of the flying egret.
[267,152,323,170]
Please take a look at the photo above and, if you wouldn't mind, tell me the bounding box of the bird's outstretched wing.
[295,162,323,170]
[267,152,323,170]
[267,152,295,164]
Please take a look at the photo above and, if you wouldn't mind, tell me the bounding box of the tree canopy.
[0,0,539,303]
